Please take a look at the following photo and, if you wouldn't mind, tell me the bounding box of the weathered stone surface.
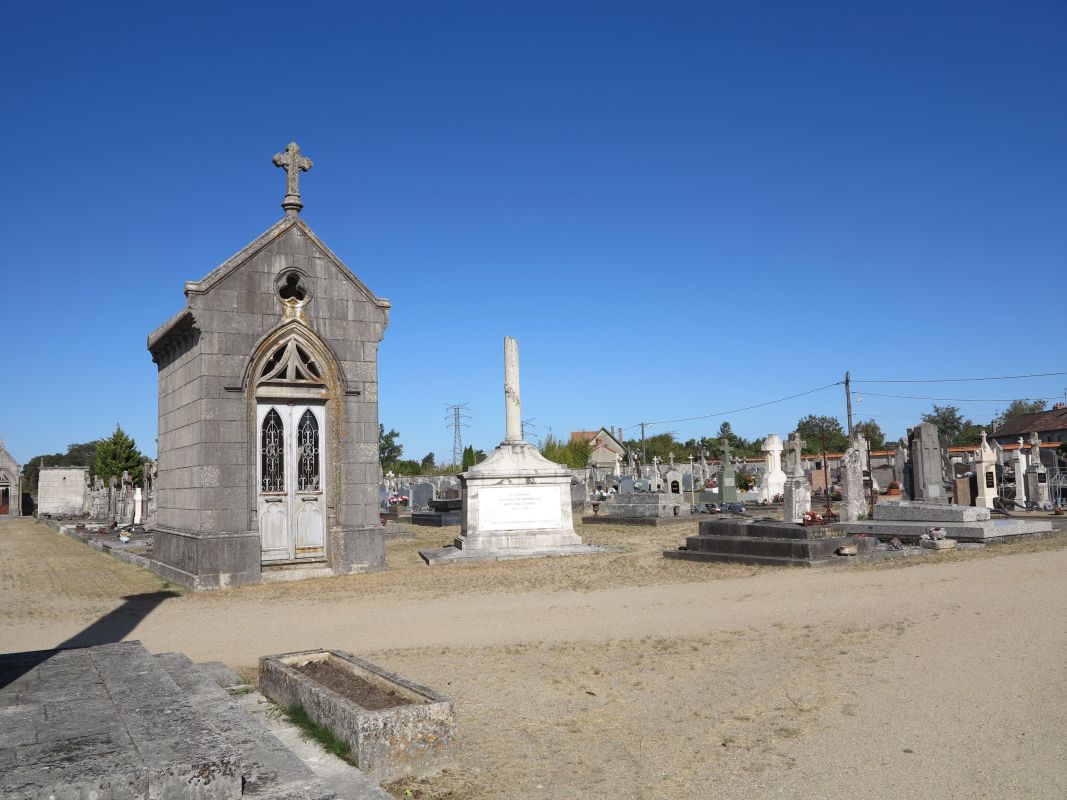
[259,650,456,783]
[840,434,867,522]
[873,503,990,523]
[906,423,948,502]
[0,642,241,800]
[920,538,957,550]
[718,439,738,504]
[781,432,811,523]
[600,492,691,519]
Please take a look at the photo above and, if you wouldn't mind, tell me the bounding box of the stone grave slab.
[664,518,878,567]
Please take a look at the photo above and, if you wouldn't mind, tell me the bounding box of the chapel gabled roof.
[147,215,390,352]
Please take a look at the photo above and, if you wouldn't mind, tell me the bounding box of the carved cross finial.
[272,142,314,217]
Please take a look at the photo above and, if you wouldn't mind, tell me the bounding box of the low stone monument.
[664,518,877,567]
[834,502,1053,543]
[419,338,601,564]
[781,432,811,523]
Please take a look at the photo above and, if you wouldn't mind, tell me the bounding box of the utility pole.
[444,403,470,467]
[844,371,854,438]
[640,422,647,466]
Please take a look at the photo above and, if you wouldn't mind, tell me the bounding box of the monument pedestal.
[457,444,582,550]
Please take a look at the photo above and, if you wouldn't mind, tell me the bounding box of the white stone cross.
[273,142,314,216]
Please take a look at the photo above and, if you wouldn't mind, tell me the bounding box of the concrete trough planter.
[259,649,455,782]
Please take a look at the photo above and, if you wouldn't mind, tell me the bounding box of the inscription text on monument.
[479,485,562,531]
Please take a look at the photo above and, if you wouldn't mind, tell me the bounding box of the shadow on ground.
[0,590,179,689]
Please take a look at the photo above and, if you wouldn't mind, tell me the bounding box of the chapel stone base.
[148,525,385,591]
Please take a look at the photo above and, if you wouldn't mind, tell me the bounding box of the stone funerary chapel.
[146,143,389,589]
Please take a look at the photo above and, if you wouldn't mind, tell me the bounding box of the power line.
[857,392,1059,403]
[622,381,843,431]
[853,370,1067,384]
[444,403,470,466]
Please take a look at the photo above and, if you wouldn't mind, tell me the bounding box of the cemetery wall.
[37,467,87,517]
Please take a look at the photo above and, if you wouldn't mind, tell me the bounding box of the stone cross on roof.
[272,142,314,217]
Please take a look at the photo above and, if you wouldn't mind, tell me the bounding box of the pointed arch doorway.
[251,328,337,565]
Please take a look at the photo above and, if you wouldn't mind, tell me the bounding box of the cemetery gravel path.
[2,517,1065,799]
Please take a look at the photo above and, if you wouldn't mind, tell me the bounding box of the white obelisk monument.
[419,337,593,564]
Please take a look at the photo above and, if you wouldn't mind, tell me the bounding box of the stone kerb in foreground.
[259,649,456,783]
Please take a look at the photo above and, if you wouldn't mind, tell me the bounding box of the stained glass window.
[261,409,284,492]
[298,409,320,491]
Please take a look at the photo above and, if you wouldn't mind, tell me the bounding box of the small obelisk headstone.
[975,431,998,510]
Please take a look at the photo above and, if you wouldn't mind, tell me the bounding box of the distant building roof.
[990,404,1067,439]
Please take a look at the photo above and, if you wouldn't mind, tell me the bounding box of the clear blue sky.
[3,1,1065,466]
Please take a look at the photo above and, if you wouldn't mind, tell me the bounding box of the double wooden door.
[256,402,326,562]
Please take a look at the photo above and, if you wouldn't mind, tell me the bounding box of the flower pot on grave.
[591,502,601,516]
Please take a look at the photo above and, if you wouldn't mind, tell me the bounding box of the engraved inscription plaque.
[479,485,563,531]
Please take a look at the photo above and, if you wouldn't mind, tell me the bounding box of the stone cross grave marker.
[719,439,738,504]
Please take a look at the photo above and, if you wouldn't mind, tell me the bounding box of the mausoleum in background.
[0,441,21,519]
[145,143,390,589]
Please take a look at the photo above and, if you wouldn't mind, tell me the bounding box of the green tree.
[955,422,985,447]
[622,432,681,463]
[393,459,422,475]
[378,424,403,469]
[22,440,103,495]
[990,399,1047,431]
[540,434,592,468]
[853,419,886,450]
[920,405,985,446]
[420,452,436,473]
[795,415,848,455]
[460,445,486,469]
[92,426,146,485]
